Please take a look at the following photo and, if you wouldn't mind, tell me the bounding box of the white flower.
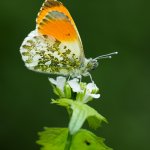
[67,78,81,92]
[49,76,72,98]
[82,83,100,103]
[49,76,100,102]
[49,76,66,92]
[68,78,100,103]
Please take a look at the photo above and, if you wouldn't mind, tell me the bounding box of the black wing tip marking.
[44,0,62,8]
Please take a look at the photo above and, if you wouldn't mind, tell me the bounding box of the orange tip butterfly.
[20,0,118,78]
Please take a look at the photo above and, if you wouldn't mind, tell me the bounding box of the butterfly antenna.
[94,51,118,60]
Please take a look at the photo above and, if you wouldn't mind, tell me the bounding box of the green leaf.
[64,84,72,99]
[37,128,68,150]
[37,128,112,150]
[52,99,107,134]
[71,129,113,150]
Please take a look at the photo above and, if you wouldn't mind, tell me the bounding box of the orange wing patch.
[38,19,77,41]
[36,0,77,41]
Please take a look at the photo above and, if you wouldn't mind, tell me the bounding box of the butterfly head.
[76,58,98,77]
[79,52,118,77]
[85,58,98,71]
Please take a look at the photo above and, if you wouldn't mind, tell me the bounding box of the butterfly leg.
[77,75,82,82]
[86,72,94,83]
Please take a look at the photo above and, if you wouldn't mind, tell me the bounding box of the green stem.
[64,131,72,150]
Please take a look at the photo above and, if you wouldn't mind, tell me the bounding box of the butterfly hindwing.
[20,30,83,75]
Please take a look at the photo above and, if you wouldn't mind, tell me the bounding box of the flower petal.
[56,76,66,92]
[49,78,57,85]
[89,94,100,99]
[87,83,98,93]
[49,76,66,93]
[68,78,81,92]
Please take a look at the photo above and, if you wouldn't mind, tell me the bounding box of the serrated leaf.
[37,127,112,150]
[70,129,113,150]
[52,99,107,134]
[37,128,68,150]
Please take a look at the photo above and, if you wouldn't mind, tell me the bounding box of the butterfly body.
[20,0,98,77]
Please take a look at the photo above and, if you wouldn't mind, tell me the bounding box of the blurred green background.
[0,0,150,150]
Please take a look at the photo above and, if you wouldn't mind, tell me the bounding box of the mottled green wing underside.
[20,30,82,76]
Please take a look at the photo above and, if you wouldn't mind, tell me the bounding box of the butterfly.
[20,0,117,78]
